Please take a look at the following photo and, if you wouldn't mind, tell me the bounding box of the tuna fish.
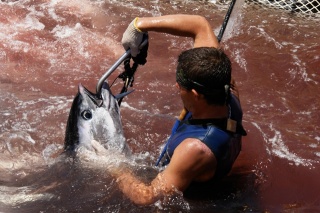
[64,82,130,155]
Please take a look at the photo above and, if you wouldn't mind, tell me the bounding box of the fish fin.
[114,90,135,100]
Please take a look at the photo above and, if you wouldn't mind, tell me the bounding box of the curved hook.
[96,38,148,96]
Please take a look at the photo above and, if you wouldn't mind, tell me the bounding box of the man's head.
[176,47,231,106]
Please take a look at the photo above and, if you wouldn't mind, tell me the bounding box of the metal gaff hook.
[96,38,148,96]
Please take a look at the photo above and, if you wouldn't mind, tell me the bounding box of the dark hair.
[176,47,231,106]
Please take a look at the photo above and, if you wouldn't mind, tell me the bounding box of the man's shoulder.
[176,138,214,158]
[171,138,217,182]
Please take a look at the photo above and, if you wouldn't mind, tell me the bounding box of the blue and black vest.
[156,94,246,179]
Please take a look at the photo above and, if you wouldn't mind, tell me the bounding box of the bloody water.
[0,0,319,212]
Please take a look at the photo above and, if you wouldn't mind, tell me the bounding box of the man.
[111,14,246,205]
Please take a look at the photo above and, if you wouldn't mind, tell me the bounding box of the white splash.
[0,186,55,205]
[121,102,151,114]
[252,122,315,168]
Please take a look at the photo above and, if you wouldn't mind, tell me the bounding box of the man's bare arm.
[136,14,219,48]
[113,139,217,205]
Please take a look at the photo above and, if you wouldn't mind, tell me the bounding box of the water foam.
[252,122,316,168]
[248,26,283,49]
[0,186,55,205]
[52,24,79,39]
[288,53,317,83]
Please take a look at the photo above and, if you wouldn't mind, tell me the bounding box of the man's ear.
[191,89,204,100]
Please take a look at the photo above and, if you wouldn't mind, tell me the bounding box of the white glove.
[122,17,144,57]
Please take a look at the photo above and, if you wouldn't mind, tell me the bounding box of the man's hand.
[122,17,145,57]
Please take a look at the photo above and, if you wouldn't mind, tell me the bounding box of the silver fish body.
[64,82,130,155]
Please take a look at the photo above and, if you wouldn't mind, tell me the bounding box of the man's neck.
[191,104,228,120]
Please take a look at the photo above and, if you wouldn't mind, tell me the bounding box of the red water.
[0,0,319,212]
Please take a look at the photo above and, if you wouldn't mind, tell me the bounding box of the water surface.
[0,0,319,212]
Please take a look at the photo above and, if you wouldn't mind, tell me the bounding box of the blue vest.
[157,94,246,179]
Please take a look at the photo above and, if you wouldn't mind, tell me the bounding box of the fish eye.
[81,110,92,120]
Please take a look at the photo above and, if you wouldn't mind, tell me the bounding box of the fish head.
[64,82,129,154]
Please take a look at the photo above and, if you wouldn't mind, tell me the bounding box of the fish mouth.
[78,83,103,107]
